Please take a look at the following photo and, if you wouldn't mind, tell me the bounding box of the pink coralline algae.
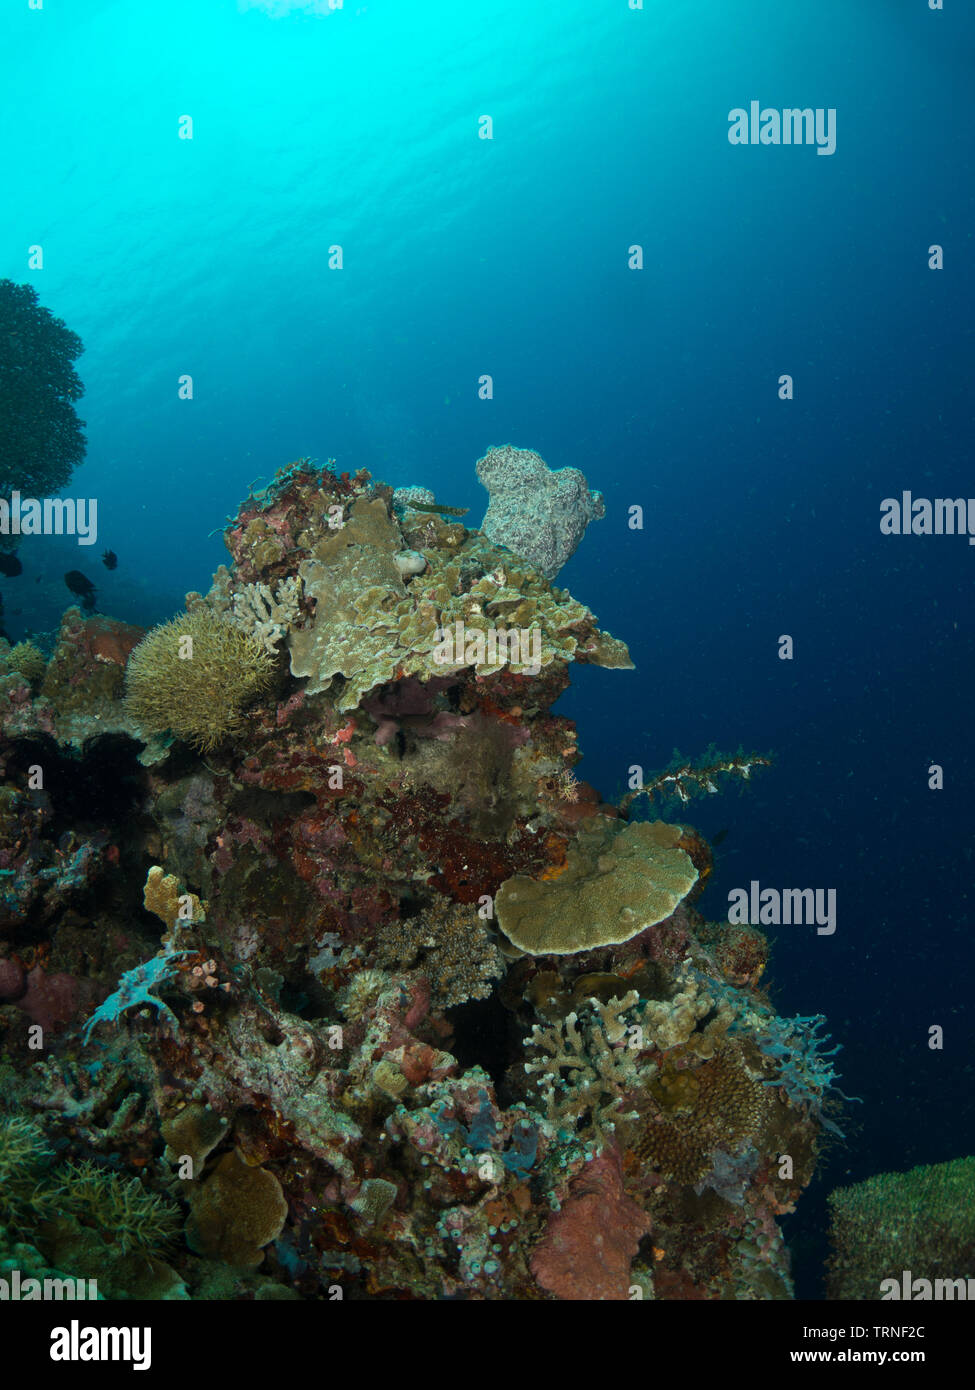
[531,1145,651,1300]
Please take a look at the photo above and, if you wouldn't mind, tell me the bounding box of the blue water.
[4,0,974,1295]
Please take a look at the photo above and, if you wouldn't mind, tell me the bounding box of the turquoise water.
[2,0,974,1298]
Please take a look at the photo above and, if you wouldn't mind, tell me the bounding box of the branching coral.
[189,567,303,653]
[524,991,643,1145]
[125,608,276,751]
[58,1160,181,1254]
[376,899,504,1009]
[716,977,855,1135]
[30,1058,151,1153]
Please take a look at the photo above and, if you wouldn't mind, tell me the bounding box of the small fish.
[64,569,97,613]
[403,500,469,517]
[101,549,118,570]
[0,552,23,578]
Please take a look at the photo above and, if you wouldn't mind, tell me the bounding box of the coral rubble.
[0,454,844,1301]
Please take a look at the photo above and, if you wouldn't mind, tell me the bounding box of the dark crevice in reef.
[3,732,148,837]
[227,786,316,823]
[446,992,511,1087]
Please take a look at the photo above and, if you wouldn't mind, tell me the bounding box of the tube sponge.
[125,609,275,752]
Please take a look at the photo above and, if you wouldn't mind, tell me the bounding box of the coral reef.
[476,444,605,580]
[827,1157,975,1300]
[0,454,843,1301]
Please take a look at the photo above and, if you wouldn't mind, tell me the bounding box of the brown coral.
[185,1149,288,1268]
[125,608,275,752]
[495,819,698,956]
[636,1043,770,1185]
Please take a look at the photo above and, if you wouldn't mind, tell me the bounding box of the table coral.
[495,819,699,955]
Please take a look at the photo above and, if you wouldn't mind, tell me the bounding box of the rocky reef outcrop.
[0,455,844,1301]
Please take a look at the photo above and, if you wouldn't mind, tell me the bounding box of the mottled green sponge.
[827,1156,975,1300]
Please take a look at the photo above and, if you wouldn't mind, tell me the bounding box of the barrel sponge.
[125,609,275,752]
[495,819,698,956]
[476,444,605,581]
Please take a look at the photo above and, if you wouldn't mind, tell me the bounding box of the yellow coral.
[8,641,46,684]
[496,819,698,956]
[125,609,275,752]
[143,865,205,938]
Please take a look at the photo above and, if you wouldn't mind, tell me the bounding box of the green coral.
[827,1156,975,1300]
[57,1160,182,1255]
[0,1116,57,1232]
[125,608,276,752]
